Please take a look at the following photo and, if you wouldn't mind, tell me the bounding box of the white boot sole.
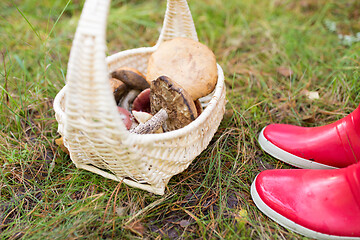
[251,176,360,240]
[258,127,337,169]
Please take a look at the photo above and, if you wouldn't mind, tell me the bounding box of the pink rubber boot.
[258,105,360,169]
[251,163,360,239]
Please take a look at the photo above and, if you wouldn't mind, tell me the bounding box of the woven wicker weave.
[53,0,226,195]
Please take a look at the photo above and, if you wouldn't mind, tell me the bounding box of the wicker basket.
[53,0,226,195]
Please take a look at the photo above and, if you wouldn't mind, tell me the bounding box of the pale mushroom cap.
[132,111,153,123]
[146,37,218,100]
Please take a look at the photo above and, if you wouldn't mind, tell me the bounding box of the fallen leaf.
[302,115,316,123]
[125,221,145,236]
[276,66,293,78]
[115,207,127,217]
[234,209,248,224]
[306,91,320,100]
[55,137,69,154]
[224,109,234,118]
[179,219,191,228]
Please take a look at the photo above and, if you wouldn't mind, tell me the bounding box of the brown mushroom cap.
[146,37,218,100]
[194,99,203,116]
[150,76,198,131]
[109,78,127,104]
[111,67,150,90]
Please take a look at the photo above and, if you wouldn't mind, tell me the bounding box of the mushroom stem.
[130,109,168,134]
[119,89,140,111]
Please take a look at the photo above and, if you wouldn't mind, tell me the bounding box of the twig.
[100,182,122,236]
[124,193,174,226]
[1,50,9,105]
[112,182,122,239]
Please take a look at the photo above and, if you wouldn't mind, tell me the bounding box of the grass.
[1,0,359,239]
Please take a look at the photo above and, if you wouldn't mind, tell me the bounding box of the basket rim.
[54,46,225,143]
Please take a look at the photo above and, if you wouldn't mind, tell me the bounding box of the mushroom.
[119,89,141,111]
[130,76,199,134]
[150,76,197,131]
[132,88,151,113]
[109,78,128,104]
[194,99,203,115]
[131,110,165,134]
[111,67,150,90]
[117,107,132,130]
[146,37,218,101]
[132,110,153,124]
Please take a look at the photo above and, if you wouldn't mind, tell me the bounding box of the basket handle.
[157,0,199,45]
[64,0,199,142]
[64,0,126,147]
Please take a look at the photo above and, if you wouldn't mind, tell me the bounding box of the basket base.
[77,164,165,195]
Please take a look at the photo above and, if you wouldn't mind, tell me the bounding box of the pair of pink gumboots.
[251,104,360,239]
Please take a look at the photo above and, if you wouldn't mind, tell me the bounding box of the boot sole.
[251,175,360,240]
[258,127,337,169]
